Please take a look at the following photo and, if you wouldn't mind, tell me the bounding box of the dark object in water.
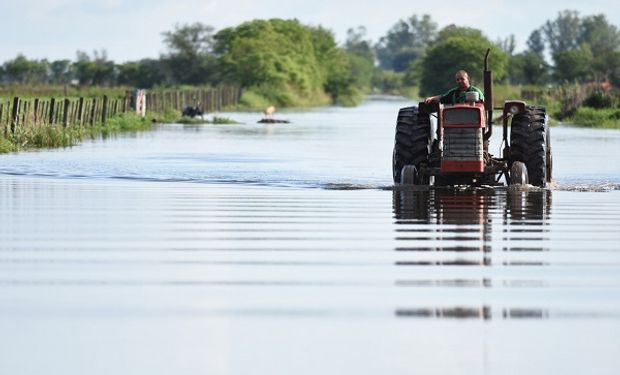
[182,106,204,118]
[258,118,290,124]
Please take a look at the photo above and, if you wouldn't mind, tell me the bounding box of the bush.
[570,107,620,128]
[0,135,15,153]
[104,112,152,132]
[583,89,616,109]
[493,84,522,103]
[372,70,405,95]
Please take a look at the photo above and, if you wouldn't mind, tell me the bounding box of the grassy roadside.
[0,112,154,153]
[0,108,241,154]
[562,107,620,128]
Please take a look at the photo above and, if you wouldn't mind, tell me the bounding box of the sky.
[1,0,618,63]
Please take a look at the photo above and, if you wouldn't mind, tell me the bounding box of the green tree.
[313,25,357,104]
[498,35,517,56]
[503,32,549,84]
[543,10,582,56]
[554,44,594,82]
[410,14,438,47]
[579,14,620,80]
[215,19,322,101]
[344,27,375,91]
[345,26,374,60]
[579,15,620,56]
[418,31,507,97]
[213,19,356,105]
[375,14,437,71]
[117,59,167,88]
[527,29,546,58]
[606,51,620,85]
[437,25,485,42]
[49,60,72,84]
[2,55,48,84]
[508,52,549,84]
[72,50,116,86]
[161,23,217,84]
[541,11,619,82]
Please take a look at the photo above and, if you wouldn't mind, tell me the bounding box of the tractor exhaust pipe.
[484,48,493,141]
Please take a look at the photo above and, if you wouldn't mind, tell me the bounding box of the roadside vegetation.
[1,9,619,131]
[0,110,154,153]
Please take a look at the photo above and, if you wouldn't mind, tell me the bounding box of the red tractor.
[392,49,552,187]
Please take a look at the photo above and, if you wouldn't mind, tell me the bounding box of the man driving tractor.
[424,70,484,105]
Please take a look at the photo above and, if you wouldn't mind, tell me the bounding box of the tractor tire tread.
[393,106,430,183]
[510,106,547,187]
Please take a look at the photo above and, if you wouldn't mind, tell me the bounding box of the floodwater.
[1,98,619,375]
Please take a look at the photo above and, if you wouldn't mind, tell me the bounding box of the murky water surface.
[1,98,620,374]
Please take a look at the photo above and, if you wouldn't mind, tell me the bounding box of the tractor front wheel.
[510,161,529,185]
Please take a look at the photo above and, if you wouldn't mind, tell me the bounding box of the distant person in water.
[424,70,484,105]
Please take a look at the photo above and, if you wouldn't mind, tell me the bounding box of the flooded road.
[1,98,620,374]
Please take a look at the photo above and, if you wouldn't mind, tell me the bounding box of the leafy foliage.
[214,19,359,106]
[160,23,217,85]
[344,27,375,90]
[543,11,620,82]
[570,107,620,128]
[418,29,507,96]
[117,59,167,88]
[0,11,618,112]
[507,52,549,85]
[73,50,116,86]
[375,14,437,72]
[543,10,583,57]
[553,45,594,82]
[2,55,48,84]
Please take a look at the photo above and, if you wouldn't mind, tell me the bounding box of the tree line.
[1,10,618,107]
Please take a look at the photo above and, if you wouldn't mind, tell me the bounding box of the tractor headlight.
[509,105,520,115]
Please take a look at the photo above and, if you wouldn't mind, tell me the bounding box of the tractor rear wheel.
[510,106,548,187]
[392,106,430,184]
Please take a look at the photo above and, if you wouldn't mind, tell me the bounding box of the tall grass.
[7,124,80,150]
[0,111,155,154]
[102,112,153,132]
[568,107,620,128]
[0,135,15,153]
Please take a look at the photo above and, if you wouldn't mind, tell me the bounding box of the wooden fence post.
[33,99,39,127]
[22,101,29,126]
[48,98,56,125]
[102,95,108,125]
[78,97,84,126]
[41,101,47,125]
[90,98,96,126]
[56,102,62,124]
[70,100,77,125]
[63,99,70,127]
[10,97,20,134]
